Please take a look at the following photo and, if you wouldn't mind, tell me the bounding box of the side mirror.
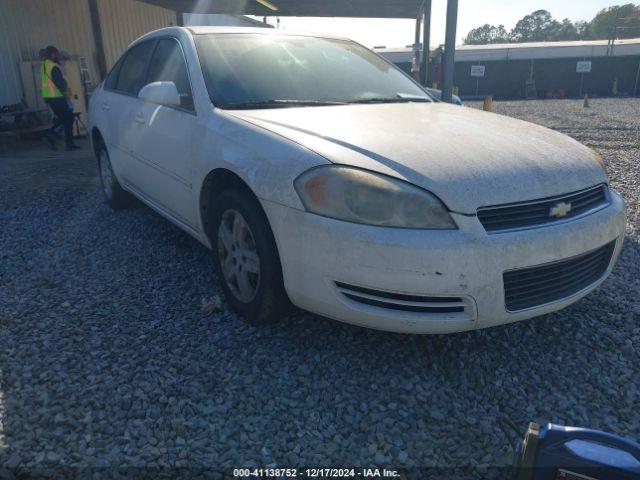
[138,81,181,107]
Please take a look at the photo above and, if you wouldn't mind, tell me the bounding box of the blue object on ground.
[514,423,640,480]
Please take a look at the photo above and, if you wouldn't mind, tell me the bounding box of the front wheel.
[98,146,133,210]
[211,188,288,324]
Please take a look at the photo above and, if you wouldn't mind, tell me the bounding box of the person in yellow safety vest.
[40,46,80,151]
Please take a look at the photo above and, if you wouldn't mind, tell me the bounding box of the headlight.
[294,165,456,229]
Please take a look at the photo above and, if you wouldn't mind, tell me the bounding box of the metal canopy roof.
[138,0,422,18]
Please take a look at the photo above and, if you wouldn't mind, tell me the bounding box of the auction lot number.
[233,468,400,478]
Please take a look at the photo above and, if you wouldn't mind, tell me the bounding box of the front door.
[128,37,198,229]
[100,39,156,183]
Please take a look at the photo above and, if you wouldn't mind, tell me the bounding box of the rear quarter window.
[104,58,124,91]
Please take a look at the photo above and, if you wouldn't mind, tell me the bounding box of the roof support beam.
[136,1,422,18]
[412,8,422,81]
[88,0,107,79]
[442,0,458,103]
[420,0,432,87]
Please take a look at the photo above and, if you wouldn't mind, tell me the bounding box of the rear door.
[96,55,130,176]
[127,37,198,228]
[103,40,156,185]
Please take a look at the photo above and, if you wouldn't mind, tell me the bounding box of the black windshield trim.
[348,97,432,105]
[220,99,350,110]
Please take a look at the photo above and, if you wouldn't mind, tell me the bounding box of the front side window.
[195,34,431,109]
[115,40,155,96]
[147,38,195,112]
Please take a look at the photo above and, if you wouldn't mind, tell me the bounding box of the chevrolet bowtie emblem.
[550,202,573,218]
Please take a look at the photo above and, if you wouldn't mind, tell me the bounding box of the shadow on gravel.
[1,122,639,477]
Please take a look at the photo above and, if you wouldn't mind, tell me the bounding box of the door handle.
[134,113,145,125]
[101,103,110,111]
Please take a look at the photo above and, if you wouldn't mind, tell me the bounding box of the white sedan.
[89,27,626,334]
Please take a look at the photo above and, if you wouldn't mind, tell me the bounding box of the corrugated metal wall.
[98,0,177,70]
[0,0,95,105]
[0,0,177,106]
[455,56,640,99]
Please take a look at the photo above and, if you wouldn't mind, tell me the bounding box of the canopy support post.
[442,0,458,103]
[420,0,431,87]
[88,0,107,79]
[412,8,423,81]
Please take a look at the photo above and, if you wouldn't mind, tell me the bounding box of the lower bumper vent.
[335,282,466,314]
[503,241,616,312]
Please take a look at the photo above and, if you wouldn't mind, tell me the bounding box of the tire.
[97,144,133,211]
[211,188,288,324]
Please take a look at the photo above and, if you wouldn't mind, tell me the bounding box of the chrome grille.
[335,282,467,314]
[503,241,616,312]
[478,185,609,233]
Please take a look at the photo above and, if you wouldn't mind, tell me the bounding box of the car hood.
[227,103,607,214]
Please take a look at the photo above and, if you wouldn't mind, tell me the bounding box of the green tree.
[589,4,640,40]
[463,24,510,45]
[549,18,581,41]
[463,5,640,45]
[575,20,592,39]
[509,10,562,42]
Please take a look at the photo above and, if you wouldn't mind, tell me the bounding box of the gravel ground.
[1,99,638,479]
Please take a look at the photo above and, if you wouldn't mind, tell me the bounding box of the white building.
[375,38,640,98]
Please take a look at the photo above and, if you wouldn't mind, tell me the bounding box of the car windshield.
[195,34,431,109]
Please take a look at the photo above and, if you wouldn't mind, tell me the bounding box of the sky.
[255,0,621,48]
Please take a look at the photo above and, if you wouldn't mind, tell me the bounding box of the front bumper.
[263,191,626,334]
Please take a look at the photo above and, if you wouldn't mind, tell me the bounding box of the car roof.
[186,26,347,40]
[136,26,350,43]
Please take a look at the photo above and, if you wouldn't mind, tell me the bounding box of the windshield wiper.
[349,97,431,105]
[220,99,348,110]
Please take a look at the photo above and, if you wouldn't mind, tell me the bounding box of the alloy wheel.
[217,209,261,303]
[99,151,114,199]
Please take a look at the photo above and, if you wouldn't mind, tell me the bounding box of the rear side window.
[147,38,195,112]
[115,40,155,96]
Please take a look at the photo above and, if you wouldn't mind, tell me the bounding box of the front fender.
[191,109,331,247]
[193,110,331,210]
